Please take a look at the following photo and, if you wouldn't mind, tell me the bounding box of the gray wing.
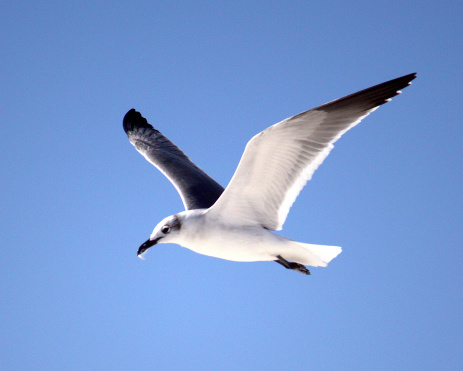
[123,109,224,210]
[208,73,416,230]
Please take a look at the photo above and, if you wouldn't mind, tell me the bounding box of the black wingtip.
[402,72,417,85]
[317,72,417,113]
[122,108,154,135]
[383,72,417,90]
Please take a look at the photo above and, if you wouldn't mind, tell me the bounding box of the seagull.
[123,73,416,275]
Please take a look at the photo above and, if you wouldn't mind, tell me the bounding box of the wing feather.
[208,73,416,229]
[123,109,224,210]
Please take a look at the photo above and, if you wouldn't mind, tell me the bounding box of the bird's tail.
[286,241,342,267]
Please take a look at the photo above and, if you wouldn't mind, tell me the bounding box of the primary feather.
[208,73,416,230]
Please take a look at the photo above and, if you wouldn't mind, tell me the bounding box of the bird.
[123,73,416,275]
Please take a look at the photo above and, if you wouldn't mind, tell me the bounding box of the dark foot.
[275,255,311,275]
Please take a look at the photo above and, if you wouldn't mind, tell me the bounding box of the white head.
[137,214,183,258]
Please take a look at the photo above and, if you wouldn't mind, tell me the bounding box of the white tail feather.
[286,242,342,267]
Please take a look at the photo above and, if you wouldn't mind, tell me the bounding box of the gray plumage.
[123,109,224,210]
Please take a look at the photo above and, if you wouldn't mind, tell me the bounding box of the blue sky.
[1,0,462,370]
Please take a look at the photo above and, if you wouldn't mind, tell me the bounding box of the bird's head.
[137,214,182,258]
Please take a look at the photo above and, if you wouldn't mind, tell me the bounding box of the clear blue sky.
[1,1,462,370]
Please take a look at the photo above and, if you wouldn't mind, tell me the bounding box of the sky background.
[1,1,462,370]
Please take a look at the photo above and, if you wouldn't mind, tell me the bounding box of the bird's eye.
[161,225,170,234]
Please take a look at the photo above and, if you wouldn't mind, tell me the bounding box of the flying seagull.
[123,73,416,275]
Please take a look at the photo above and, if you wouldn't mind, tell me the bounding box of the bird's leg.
[275,255,311,275]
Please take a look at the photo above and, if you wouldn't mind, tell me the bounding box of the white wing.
[208,73,416,230]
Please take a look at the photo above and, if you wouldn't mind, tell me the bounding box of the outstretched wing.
[123,109,224,210]
[208,73,416,230]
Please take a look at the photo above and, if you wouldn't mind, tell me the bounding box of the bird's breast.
[177,222,279,262]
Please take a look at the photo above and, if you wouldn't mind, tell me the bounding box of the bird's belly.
[179,226,279,262]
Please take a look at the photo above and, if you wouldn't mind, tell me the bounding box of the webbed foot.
[275,255,311,275]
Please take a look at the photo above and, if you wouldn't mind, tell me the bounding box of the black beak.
[137,237,160,257]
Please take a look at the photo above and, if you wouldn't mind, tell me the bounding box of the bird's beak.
[137,237,160,259]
